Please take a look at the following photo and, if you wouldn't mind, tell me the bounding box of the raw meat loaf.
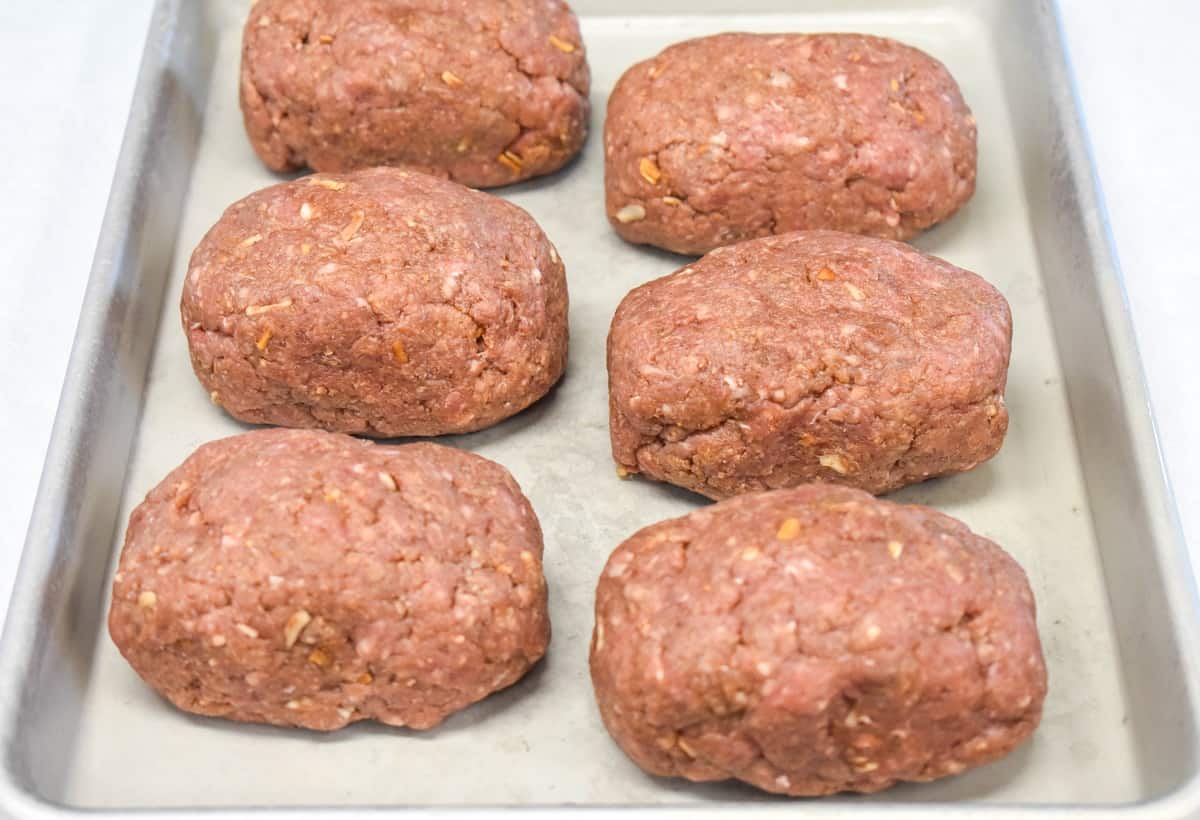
[605,33,976,255]
[183,167,568,437]
[241,0,590,187]
[590,484,1046,796]
[109,428,550,731]
[607,230,1011,499]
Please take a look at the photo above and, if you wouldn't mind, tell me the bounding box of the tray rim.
[2,0,1199,817]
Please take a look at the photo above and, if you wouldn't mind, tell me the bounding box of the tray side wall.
[0,0,213,808]
[989,0,1200,804]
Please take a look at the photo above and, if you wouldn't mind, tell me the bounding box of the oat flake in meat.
[241,0,591,187]
[590,484,1046,796]
[605,32,976,255]
[183,167,568,437]
[108,428,550,731]
[608,230,1011,499]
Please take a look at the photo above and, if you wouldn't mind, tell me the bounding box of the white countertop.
[0,0,1197,637]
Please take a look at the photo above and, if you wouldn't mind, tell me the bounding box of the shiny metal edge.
[2,0,1199,817]
[1042,0,1200,816]
[0,0,193,816]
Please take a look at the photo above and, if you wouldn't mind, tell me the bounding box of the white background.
[0,0,1196,636]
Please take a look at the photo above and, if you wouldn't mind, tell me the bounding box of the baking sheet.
[3,0,1200,816]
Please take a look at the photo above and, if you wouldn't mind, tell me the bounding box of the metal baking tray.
[3,0,1199,816]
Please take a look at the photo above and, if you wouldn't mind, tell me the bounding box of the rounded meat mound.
[109,428,550,731]
[590,484,1046,796]
[183,167,568,437]
[241,0,590,187]
[608,230,1011,499]
[605,33,976,255]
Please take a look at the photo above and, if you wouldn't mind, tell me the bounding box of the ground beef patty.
[183,167,568,437]
[591,484,1046,796]
[608,230,1010,499]
[241,0,590,187]
[605,33,976,255]
[109,428,549,731]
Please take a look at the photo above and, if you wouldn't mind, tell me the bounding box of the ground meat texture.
[182,167,568,437]
[605,33,976,255]
[608,230,1010,499]
[108,429,549,731]
[241,0,590,187]
[591,484,1045,796]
